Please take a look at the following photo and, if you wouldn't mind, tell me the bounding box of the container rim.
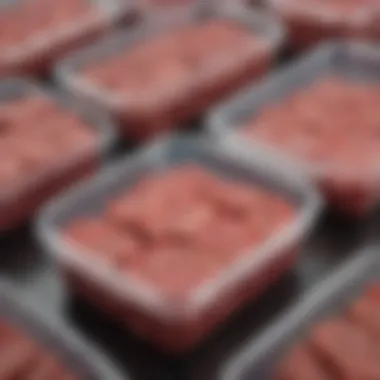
[35,134,322,322]
[0,76,116,204]
[0,0,136,61]
[0,280,127,380]
[220,249,377,380]
[54,1,286,111]
[207,40,380,182]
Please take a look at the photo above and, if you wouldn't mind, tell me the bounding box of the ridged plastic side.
[0,77,116,231]
[0,0,136,77]
[36,135,321,323]
[221,249,378,380]
[0,281,127,380]
[207,42,380,214]
[54,2,286,133]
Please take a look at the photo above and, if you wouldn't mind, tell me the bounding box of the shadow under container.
[36,136,321,352]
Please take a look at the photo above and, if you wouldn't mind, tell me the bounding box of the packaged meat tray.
[0,0,135,77]
[36,135,321,352]
[208,42,380,217]
[266,0,380,50]
[215,0,268,12]
[0,281,126,380]
[0,78,115,231]
[221,249,380,380]
[137,0,203,14]
[55,4,285,141]
[135,0,212,34]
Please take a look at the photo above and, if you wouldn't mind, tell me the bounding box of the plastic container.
[55,3,285,141]
[221,250,379,380]
[0,281,126,380]
[36,135,321,352]
[207,0,282,31]
[0,0,135,77]
[0,77,115,231]
[266,0,380,50]
[208,41,380,216]
[213,0,269,12]
[136,0,208,18]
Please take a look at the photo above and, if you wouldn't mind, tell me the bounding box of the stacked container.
[55,3,285,140]
[0,281,126,380]
[0,0,136,77]
[266,0,380,50]
[222,251,379,380]
[209,42,380,216]
[0,78,115,231]
[36,136,321,352]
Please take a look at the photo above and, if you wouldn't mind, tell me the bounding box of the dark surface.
[1,209,379,380]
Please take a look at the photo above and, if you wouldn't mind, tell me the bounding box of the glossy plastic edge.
[35,134,322,323]
[266,0,374,26]
[207,40,380,180]
[220,248,378,380]
[0,76,116,157]
[0,76,116,205]
[0,0,137,61]
[53,1,286,113]
[0,280,128,380]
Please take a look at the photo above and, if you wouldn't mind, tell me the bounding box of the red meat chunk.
[274,343,332,380]
[347,296,380,337]
[81,19,270,140]
[0,0,96,50]
[129,245,223,299]
[27,356,66,380]
[204,179,266,218]
[271,0,380,50]
[108,167,220,241]
[309,318,380,380]
[108,192,214,242]
[364,283,380,303]
[0,0,106,77]
[64,218,141,266]
[0,92,99,230]
[0,320,80,379]
[63,164,297,351]
[244,77,380,215]
[196,217,264,264]
[0,94,97,172]
[74,166,297,274]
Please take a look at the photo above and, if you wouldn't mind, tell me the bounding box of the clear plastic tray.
[213,0,271,12]
[221,249,378,380]
[135,0,211,20]
[0,280,127,380]
[55,2,285,140]
[208,0,284,31]
[0,0,136,77]
[208,41,380,215]
[36,135,321,351]
[0,77,116,231]
[266,0,378,49]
